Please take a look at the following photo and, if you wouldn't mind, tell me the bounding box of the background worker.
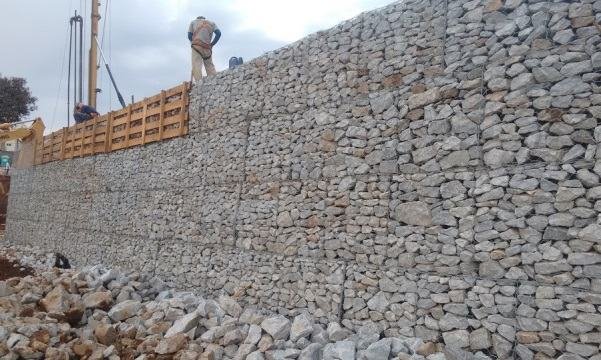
[188,16,221,81]
[73,102,99,124]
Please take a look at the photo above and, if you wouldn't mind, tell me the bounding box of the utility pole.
[67,11,83,126]
[88,0,100,108]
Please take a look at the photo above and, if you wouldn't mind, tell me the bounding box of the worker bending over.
[73,102,99,124]
[188,16,221,81]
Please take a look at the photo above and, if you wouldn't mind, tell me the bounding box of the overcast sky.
[0,0,392,131]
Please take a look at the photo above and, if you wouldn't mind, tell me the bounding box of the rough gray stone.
[327,323,350,342]
[261,316,291,340]
[393,201,432,226]
[408,89,440,109]
[484,149,514,168]
[165,311,201,338]
[290,313,313,342]
[360,339,391,360]
[218,296,242,318]
[440,151,470,170]
[366,291,389,313]
[479,261,506,279]
[442,330,469,348]
[568,253,601,265]
[299,343,322,360]
[107,300,141,322]
[370,93,394,114]
[550,77,591,96]
[469,328,492,350]
[323,341,355,360]
[553,29,574,44]
[533,67,563,83]
[579,224,601,243]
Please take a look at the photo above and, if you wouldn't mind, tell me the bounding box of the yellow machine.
[0,119,45,169]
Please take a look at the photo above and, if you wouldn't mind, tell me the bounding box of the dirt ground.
[0,256,33,280]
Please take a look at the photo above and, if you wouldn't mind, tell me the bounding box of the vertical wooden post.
[43,135,48,164]
[141,99,148,145]
[79,124,85,158]
[33,136,39,165]
[88,0,100,107]
[179,82,189,136]
[158,90,166,140]
[34,120,41,164]
[125,104,132,148]
[59,128,67,160]
[49,132,54,162]
[91,116,98,155]
[105,111,113,152]
[67,125,75,159]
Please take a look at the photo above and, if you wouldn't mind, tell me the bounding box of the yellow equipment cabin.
[0,119,45,169]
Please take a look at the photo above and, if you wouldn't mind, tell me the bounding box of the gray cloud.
[0,0,384,131]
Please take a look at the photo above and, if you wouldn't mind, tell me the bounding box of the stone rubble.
[4,0,601,358]
[0,260,473,360]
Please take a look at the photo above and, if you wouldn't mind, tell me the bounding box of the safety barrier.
[36,82,190,165]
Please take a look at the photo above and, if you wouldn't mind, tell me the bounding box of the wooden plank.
[162,127,183,139]
[59,128,67,160]
[68,125,77,158]
[183,81,190,135]
[91,116,98,156]
[33,82,191,164]
[128,103,145,147]
[93,115,106,154]
[111,143,128,151]
[165,83,186,97]
[128,137,143,147]
[105,111,113,153]
[93,118,107,154]
[141,98,149,145]
[65,127,74,159]
[49,132,55,163]
[110,128,128,138]
[144,122,160,131]
[128,117,144,138]
[79,122,85,158]
[144,93,162,104]
[163,114,184,126]
[112,107,129,117]
[158,90,166,141]
[111,116,129,127]
[163,101,183,113]
[145,132,160,142]
[34,127,41,165]
[41,136,48,164]
[144,106,162,118]
[110,106,130,151]
[125,105,132,149]
[54,131,63,161]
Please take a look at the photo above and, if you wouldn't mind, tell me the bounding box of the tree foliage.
[0,74,37,123]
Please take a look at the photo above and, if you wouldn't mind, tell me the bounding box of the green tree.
[0,74,37,123]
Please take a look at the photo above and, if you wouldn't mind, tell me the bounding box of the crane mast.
[88,0,100,108]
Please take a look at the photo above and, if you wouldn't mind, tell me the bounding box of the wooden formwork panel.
[36,82,190,164]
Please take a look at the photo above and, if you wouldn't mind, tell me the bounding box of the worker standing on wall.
[73,102,99,124]
[188,16,221,81]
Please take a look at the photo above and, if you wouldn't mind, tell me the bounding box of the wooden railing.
[35,82,190,165]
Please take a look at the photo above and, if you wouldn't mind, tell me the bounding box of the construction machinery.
[0,119,45,169]
[0,119,44,231]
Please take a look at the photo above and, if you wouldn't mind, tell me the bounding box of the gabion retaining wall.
[6,0,601,357]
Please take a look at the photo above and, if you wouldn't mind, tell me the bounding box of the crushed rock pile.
[0,255,485,360]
